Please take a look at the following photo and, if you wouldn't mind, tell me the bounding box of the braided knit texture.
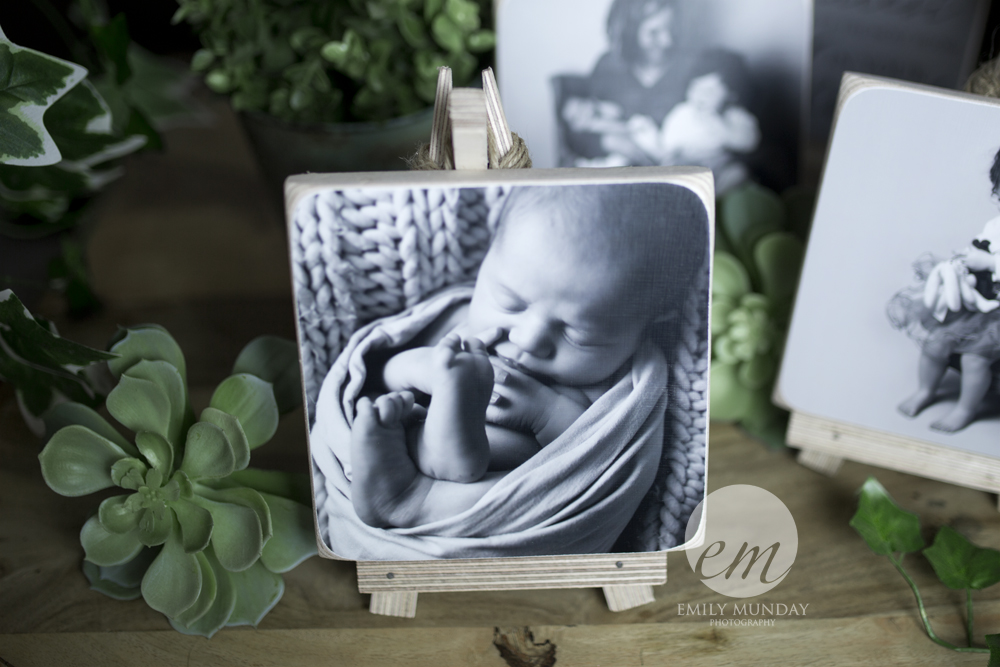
[292,186,707,551]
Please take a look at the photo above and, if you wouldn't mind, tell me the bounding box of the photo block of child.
[306,180,710,560]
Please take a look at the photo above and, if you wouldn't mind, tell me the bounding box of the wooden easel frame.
[783,73,1000,508]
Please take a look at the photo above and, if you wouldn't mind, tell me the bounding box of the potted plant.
[172,0,495,191]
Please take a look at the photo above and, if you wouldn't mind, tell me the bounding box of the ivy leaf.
[850,477,925,556]
[987,634,1000,667]
[0,26,88,165]
[231,336,302,415]
[0,289,115,367]
[923,525,1000,590]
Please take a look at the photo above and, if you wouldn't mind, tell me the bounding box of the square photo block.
[496,0,812,192]
[286,167,712,561]
[780,75,1000,465]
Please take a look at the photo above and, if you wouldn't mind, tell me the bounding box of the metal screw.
[386,572,395,579]
[615,561,623,569]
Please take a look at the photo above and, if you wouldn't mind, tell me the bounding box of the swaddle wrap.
[310,284,668,560]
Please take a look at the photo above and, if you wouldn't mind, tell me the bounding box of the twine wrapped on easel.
[965,56,1000,99]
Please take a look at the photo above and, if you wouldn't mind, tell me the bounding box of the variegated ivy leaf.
[0,26,88,165]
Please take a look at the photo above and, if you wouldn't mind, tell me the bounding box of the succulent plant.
[173,0,495,124]
[37,324,315,637]
[709,184,810,446]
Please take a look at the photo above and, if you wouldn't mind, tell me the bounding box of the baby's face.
[468,207,649,386]
[688,73,727,113]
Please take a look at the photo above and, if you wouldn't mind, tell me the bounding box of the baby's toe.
[374,393,407,426]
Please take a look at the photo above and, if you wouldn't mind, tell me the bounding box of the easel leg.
[602,585,655,612]
[797,448,844,477]
[369,591,419,618]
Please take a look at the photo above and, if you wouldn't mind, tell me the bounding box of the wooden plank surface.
[3,100,1000,665]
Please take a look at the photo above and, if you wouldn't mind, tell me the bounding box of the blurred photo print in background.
[497,0,811,193]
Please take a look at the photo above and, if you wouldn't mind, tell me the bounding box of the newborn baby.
[349,183,695,529]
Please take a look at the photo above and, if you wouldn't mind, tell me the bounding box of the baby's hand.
[485,361,554,435]
[962,247,996,272]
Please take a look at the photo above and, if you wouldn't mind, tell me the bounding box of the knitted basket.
[290,184,708,551]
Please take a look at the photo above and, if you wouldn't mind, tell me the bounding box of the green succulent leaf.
[466,30,495,53]
[136,431,174,474]
[141,521,202,617]
[105,373,171,440]
[923,525,1000,590]
[0,27,88,165]
[226,559,285,627]
[708,360,755,422]
[83,559,142,600]
[444,0,480,32]
[108,324,187,385]
[737,353,778,391]
[39,425,129,496]
[169,547,237,638]
[210,374,279,449]
[711,252,751,299]
[850,477,925,556]
[431,14,465,53]
[211,468,313,507]
[181,421,235,479]
[98,494,142,534]
[80,514,143,566]
[121,360,188,446]
[172,497,214,554]
[190,494,263,572]
[174,551,218,626]
[753,232,805,314]
[231,336,302,415]
[198,407,250,471]
[94,547,158,589]
[110,457,148,490]
[197,485,272,544]
[718,184,787,287]
[259,492,317,573]
[42,401,137,455]
[138,506,173,547]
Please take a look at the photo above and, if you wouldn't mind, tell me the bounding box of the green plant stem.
[888,555,988,654]
[966,588,974,648]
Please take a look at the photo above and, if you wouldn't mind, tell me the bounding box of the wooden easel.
[356,67,666,618]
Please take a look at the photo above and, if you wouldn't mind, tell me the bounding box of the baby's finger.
[474,326,505,348]
[465,337,489,356]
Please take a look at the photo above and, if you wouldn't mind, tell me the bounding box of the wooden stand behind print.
[780,73,1000,508]
[287,69,710,617]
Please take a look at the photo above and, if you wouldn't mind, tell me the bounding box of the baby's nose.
[507,319,555,358]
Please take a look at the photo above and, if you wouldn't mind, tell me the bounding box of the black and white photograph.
[287,169,712,561]
[496,0,812,192]
[780,79,1000,458]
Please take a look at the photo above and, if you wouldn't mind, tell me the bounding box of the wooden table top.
[2,102,998,666]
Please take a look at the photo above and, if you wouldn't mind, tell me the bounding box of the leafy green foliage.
[850,477,924,556]
[174,0,494,123]
[709,184,811,445]
[851,478,995,655]
[923,525,1000,591]
[0,26,88,166]
[0,289,113,425]
[36,324,315,637]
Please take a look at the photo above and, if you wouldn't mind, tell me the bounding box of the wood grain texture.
[449,88,488,170]
[788,411,1000,493]
[603,585,656,612]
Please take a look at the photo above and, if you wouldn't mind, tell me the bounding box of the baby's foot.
[898,390,936,418]
[350,392,420,528]
[418,333,494,482]
[930,405,976,433]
